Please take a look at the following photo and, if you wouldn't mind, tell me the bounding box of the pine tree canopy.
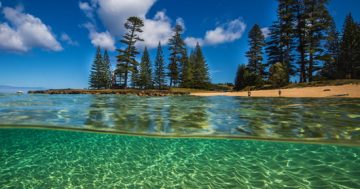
[89,47,104,89]
[339,14,360,79]
[180,48,192,88]
[192,43,210,89]
[246,24,265,77]
[265,0,335,83]
[154,42,166,89]
[168,24,186,87]
[139,47,153,89]
[101,49,112,89]
[321,18,340,79]
[266,21,284,66]
[303,0,332,82]
[277,0,296,78]
[116,16,144,88]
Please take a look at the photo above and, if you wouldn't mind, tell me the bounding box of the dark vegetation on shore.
[282,79,360,89]
[234,0,360,91]
[28,82,233,95]
[236,79,360,91]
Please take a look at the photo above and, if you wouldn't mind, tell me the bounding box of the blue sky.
[0,0,359,88]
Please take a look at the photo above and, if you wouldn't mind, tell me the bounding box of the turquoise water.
[0,94,360,188]
[0,128,359,188]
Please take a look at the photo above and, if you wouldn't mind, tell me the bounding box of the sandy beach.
[191,84,360,98]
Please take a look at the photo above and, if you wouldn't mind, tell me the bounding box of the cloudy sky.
[0,0,359,88]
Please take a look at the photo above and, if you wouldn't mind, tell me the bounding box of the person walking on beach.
[248,90,251,97]
[278,89,282,97]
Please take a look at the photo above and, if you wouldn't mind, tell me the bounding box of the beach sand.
[191,84,360,98]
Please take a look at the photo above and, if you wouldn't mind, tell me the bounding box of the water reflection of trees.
[85,95,115,128]
[234,98,328,139]
[167,97,210,134]
[85,96,210,135]
[113,96,154,132]
[85,95,360,139]
[85,96,358,139]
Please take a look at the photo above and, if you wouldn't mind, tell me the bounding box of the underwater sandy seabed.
[0,128,359,188]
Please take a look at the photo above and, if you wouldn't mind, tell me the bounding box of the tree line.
[89,17,210,90]
[89,48,112,89]
[235,0,360,90]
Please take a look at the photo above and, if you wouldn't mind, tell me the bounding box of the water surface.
[0,94,359,143]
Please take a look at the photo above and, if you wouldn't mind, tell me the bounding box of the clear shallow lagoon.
[0,94,360,188]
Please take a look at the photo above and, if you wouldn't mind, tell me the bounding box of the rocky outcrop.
[28,89,189,96]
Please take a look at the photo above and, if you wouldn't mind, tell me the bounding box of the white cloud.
[96,0,156,36]
[60,33,79,46]
[79,1,94,20]
[140,11,173,48]
[83,23,115,51]
[0,23,27,52]
[80,1,246,49]
[185,19,246,47]
[204,19,246,45]
[261,27,270,39]
[79,0,185,49]
[0,6,62,52]
[184,37,204,47]
[90,31,115,51]
[79,1,92,11]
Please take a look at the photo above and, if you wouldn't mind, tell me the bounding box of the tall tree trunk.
[296,0,306,83]
[124,64,128,88]
[300,46,306,83]
[123,28,136,88]
[308,51,313,82]
[298,26,306,83]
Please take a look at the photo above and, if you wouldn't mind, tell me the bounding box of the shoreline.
[28,89,189,96]
[191,84,360,98]
[27,84,360,98]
